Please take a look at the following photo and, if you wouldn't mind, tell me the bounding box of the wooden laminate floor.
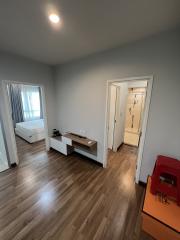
[0,137,153,240]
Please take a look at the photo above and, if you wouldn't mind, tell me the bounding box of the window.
[21,85,42,121]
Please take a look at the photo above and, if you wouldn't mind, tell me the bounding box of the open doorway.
[2,81,49,166]
[104,76,153,183]
[108,80,147,150]
[124,86,146,147]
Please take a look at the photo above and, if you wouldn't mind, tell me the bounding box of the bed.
[15,119,45,143]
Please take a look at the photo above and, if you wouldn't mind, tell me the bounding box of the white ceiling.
[0,0,180,65]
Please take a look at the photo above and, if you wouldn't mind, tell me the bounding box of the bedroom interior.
[0,1,179,240]
[5,82,46,161]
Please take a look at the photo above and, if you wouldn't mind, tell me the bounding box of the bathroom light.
[49,14,60,23]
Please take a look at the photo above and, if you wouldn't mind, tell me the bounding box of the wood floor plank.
[0,137,153,240]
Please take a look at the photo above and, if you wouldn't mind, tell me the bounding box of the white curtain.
[21,85,41,122]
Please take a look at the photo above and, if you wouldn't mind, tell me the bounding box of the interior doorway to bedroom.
[105,77,153,184]
[3,81,48,165]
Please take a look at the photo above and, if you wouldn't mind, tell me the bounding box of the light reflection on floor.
[19,167,37,187]
[39,186,56,212]
[121,171,134,194]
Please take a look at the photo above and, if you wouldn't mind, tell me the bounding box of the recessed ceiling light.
[49,14,60,24]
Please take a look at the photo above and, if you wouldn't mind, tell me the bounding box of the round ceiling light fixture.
[49,14,60,24]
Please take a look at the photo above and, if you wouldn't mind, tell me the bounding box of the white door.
[108,85,117,149]
[113,83,128,151]
[108,83,128,152]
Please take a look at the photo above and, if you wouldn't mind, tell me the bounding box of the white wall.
[54,28,180,182]
[0,52,56,163]
[114,80,147,88]
[128,81,147,88]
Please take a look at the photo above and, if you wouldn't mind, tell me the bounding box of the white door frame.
[103,75,153,183]
[1,80,49,165]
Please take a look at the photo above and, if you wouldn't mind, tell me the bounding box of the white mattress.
[16,119,44,136]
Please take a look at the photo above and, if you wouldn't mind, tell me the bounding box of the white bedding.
[16,119,44,135]
[15,119,45,143]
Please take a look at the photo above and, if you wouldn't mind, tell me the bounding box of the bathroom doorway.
[104,76,153,183]
[124,85,146,147]
[108,80,147,151]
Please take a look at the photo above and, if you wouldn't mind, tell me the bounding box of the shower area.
[124,87,146,147]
